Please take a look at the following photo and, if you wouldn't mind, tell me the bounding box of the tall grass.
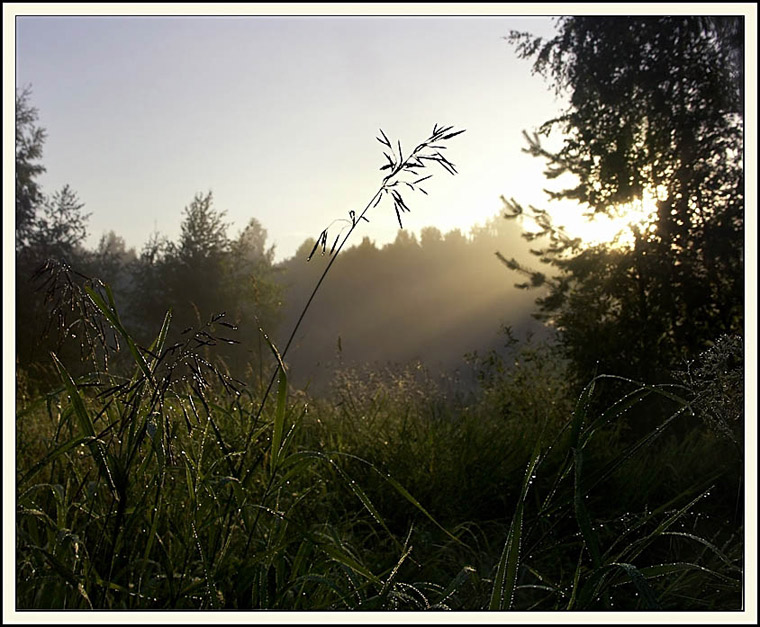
[16,283,469,609]
[15,126,743,612]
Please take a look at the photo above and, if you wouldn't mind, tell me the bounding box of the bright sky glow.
[527,193,661,249]
[12,9,578,262]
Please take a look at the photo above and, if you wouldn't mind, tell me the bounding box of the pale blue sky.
[13,11,569,261]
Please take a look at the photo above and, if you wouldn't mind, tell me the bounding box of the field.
[15,291,744,611]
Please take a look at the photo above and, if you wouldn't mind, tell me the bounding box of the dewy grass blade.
[489,448,541,610]
[641,488,715,548]
[660,532,742,572]
[288,450,401,551]
[50,352,117,494]
[147,308,173,372]
[568,379,602,570]
[605,478,720,566]
[379,543,413,600]
[573,446,602,570]
[391,475,464,544]
[638,561,741,584]
[431,566,475,609]
[17,435,93,487]
[585,403,690,495]
[141,481,164,564]
[580,385,654,447]
[262,332,288,474]
[84,284,153,384]
[247,502,383,589]
[565,546,585,610]
[320,543,381,588]
[577,562,660,609]
[611,562,661,609]
[31,546,93,609]
[289,448,465,551]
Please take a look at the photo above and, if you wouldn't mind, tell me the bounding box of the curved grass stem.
[236,125,465,475]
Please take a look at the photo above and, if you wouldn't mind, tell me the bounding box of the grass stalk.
[236,124,465,474]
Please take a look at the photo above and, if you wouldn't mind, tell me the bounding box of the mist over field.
[276,219,548,391]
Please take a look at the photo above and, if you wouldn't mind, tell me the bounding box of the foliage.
[15,86,47,252]
[143,191,232,333]
[15,89,92,380]
[510,17,742,212]
[123,193,282,379]
[27,185,91,259]
[15,89,91,261]
[500,16,745,385]
[675,334,744,451]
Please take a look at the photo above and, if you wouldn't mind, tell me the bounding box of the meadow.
[14,118,746,613]
[15,271,744,612]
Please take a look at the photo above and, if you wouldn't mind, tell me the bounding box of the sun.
[544,190,661,249]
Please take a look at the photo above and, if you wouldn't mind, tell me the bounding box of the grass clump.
[15,282,460,609]
[14,295,745,611]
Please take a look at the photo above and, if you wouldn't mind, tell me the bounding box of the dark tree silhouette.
[500,16,744,385]
[15,87,47,252]
[28,184,90,260]
[127,193,282,379]
[15,89,92,379]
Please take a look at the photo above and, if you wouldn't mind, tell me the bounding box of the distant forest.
[16,14,745,397]
[278,222,546,390]
[15,128,544,394]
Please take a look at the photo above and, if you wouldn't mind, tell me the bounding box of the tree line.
[15,89,541,392]
[16,15,745,410]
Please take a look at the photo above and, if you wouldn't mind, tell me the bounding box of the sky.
[10,8,578,262]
